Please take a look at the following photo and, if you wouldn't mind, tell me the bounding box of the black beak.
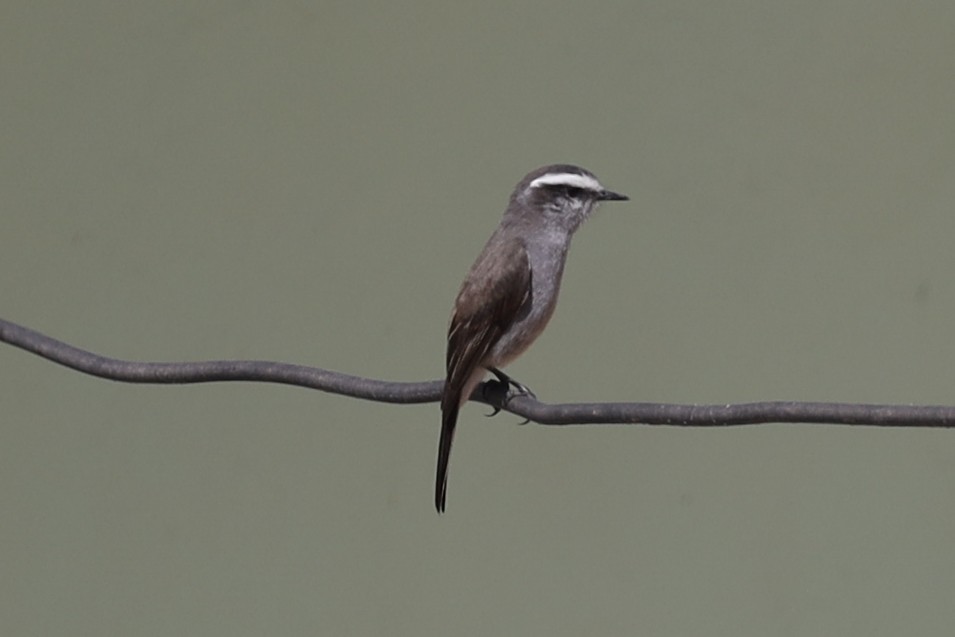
[599,190,629,202]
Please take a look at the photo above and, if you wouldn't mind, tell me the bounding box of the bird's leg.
[488,367,536,399]
[482,367,536,422]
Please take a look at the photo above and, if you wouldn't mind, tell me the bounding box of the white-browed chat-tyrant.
[437,164,628,512]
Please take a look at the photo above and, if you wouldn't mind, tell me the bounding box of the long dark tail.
[435,396,459,513]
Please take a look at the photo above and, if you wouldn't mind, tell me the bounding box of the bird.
[436,164,628,512]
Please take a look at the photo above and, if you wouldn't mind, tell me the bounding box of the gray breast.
[489,234,569,365]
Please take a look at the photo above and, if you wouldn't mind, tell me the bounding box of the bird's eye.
[563,186,584,198]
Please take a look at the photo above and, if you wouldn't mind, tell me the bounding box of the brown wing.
[435,237,532,512]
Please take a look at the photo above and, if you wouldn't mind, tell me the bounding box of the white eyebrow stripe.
[529,172,603,192]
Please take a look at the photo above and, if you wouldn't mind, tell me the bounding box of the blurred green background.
[2,2,955,635]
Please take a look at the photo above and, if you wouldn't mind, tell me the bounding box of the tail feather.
[435,399,458,513]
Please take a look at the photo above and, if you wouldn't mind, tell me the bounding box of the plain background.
[2,2,955,635]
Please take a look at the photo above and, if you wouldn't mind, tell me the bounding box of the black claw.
[481,376,510,417]
[482,368,537,423]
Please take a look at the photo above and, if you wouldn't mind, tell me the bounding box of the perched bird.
[436,164,628,512]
